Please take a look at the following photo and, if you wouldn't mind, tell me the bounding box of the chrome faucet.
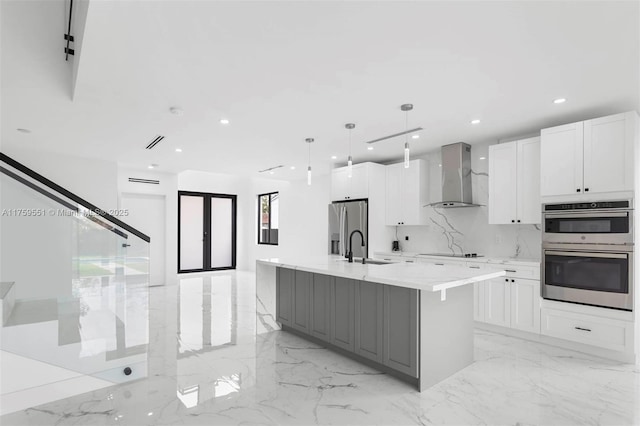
[348,229,365,263]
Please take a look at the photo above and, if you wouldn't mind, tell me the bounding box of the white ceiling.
[2,0,639,180]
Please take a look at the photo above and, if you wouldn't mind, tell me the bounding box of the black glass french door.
[178,191,237,273]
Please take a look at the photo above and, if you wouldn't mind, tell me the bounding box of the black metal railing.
[0,152,150,242]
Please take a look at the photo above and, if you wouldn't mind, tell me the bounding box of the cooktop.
[419,253,484,258]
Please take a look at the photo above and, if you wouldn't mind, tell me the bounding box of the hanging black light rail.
[64,0,74,60]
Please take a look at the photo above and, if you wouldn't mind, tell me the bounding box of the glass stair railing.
[0,152,151,403]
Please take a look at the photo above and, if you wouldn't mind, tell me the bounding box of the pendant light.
[306,138,314,186]
[401,104,413,168]
[345,123,355,178]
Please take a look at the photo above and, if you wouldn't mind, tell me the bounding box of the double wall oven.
[542,200,633,311]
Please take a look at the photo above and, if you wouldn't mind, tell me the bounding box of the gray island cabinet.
[258,257,506,391]
[277,268,419,383]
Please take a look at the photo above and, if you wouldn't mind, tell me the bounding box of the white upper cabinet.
[583,113,634,194]
[488,137,540,224]
[541,111,637,198]
[330,163,369,201]
[516,137,542,224]
[385,159,428,226]
[540,122,583,197]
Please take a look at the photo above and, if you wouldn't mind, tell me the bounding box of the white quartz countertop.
[374,251,540,267]
[257,256,506,298]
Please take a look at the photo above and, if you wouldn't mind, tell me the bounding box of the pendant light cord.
[405,110,409,143]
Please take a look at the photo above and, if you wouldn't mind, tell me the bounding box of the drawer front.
[541,308,631,352]
[501,265,540,280]
[418,258,467,267]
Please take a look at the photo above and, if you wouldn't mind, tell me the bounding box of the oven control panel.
[544,200,630,211]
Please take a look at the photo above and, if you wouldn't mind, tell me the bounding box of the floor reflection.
[0,262,150,415]
[2,270,639,425]
[175,273,255,409]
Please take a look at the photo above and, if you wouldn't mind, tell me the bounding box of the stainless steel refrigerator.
[328,200,368,259]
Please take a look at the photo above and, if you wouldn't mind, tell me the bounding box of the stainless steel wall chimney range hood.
[426,142,481,208]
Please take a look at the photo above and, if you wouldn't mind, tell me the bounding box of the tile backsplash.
[388,141,542,260]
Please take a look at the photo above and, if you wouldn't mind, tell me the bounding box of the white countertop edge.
[374,251,540,267]
[256,259,507,294]
[257,259,368,281]
[360,270,507,292]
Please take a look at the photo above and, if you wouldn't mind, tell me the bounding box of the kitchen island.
[256,256,506,391]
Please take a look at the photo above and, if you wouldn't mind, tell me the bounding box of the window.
[258,192,279,245]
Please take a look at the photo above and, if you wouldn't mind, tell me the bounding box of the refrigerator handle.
[341,205,347,257]
[339,206,344,257]
[343,205,349,258]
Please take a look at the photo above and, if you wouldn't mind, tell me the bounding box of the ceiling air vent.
[128,178,160,185]
[258,165,284,173]
[145,135,165,150]
[364,127,423,144]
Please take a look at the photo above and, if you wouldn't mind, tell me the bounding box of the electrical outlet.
[405,236,409,241]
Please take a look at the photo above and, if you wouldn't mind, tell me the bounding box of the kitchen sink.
[336,258,395,265]
[362,259,394,265]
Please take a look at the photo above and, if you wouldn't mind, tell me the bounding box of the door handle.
[122,243,131,248]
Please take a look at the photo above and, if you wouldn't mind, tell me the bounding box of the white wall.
[383,141,542,259]
[0,148,121,299]
[0,173,73,299]
[118,168,178,286]
[248,174,330,268]
[177,170,330,272]
[2,146,118,210]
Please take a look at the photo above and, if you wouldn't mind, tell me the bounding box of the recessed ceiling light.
[220,118,230,125]
[471,119,481,125]
[175,148,182,153]
[16,128,31,134]
[290,166,296,170]
[553,98,566,104]
[269,171,274,175]
[367,146,374,151]
[148,163,158,169]
[331,155,337,160]
[438,164,442,167]
[169,107,184,116]
[412,134,420,139]
[479,156,486,160]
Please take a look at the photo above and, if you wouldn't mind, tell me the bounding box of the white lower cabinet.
[484,277,511,327]
[510,278,541,333]
[474,270,540,334]
[541,307,632,352]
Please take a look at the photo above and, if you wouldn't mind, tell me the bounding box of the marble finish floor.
[1,270,639,425]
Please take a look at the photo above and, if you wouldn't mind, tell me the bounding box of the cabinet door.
[510,279,540,334]
[516,137,541,224]
[310,274,332,342]
[488,142,517,224]
[331,277,355,351]
[473,281,485,322]
[583,113,633,194]
[349,164,369,200]
[291,271,311,333]
[330,168,350,201]
[355,281,383,363]
[382,286,418,377]
[484,277,511,327]
[401,160,427,225]
[276,267,294,327]
[540,122,584,197]
[385,164,403,226]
